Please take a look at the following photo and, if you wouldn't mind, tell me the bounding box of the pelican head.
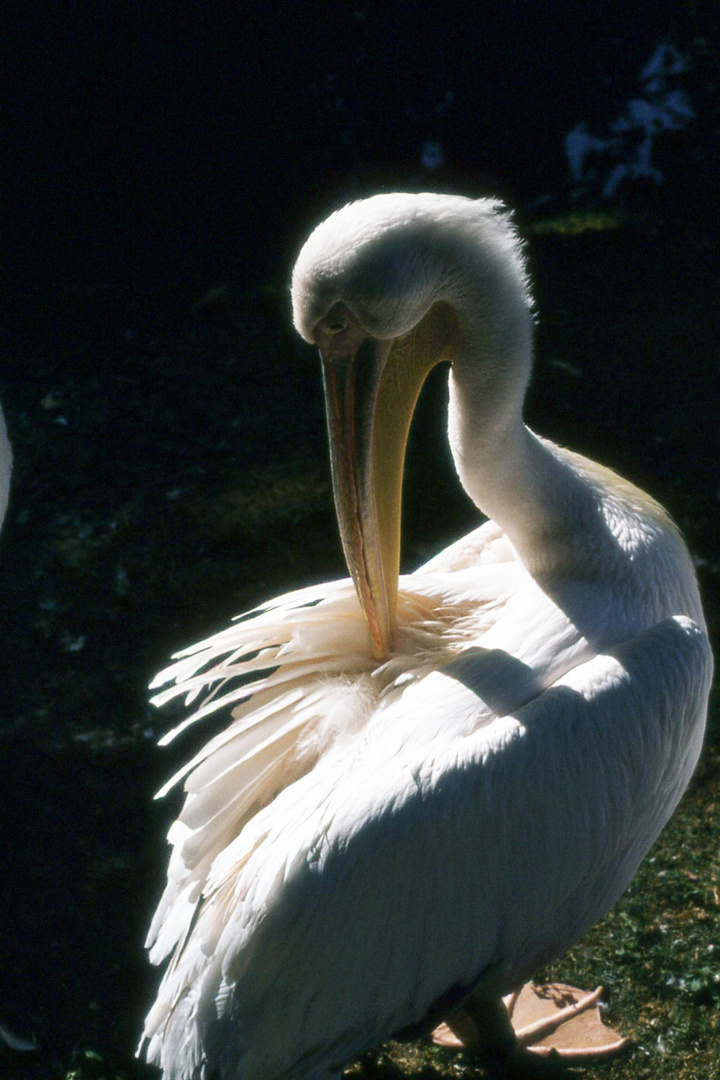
[292,192,532,660]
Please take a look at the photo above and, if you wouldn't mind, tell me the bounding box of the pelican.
[140,193,712,1079]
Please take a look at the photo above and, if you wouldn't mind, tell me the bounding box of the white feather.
[140,194,711,1080]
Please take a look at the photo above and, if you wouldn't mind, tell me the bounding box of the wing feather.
[142,614,711,1080]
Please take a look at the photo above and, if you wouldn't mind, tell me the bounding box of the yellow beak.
[319,302,458,660]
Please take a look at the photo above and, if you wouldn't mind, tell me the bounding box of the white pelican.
[140,193,712,1079]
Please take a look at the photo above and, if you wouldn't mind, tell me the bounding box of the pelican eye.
[326,317,349,335]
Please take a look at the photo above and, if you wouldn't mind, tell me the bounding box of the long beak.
[320,302,458,660]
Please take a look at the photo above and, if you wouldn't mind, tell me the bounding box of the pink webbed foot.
[432,982,630,1074]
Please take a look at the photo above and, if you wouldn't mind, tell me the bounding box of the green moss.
[529,210,625,236]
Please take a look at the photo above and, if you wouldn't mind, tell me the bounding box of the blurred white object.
[0,399,11,529]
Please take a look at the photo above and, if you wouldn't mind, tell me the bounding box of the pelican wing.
[419,517,518,572]
[142,614,710,1080]
[144,577,374,965]
[144,559,523,969]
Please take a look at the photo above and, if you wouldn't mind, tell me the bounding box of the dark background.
[0,3,718,1077]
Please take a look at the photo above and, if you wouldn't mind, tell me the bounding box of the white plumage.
[140,193,712,1079]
